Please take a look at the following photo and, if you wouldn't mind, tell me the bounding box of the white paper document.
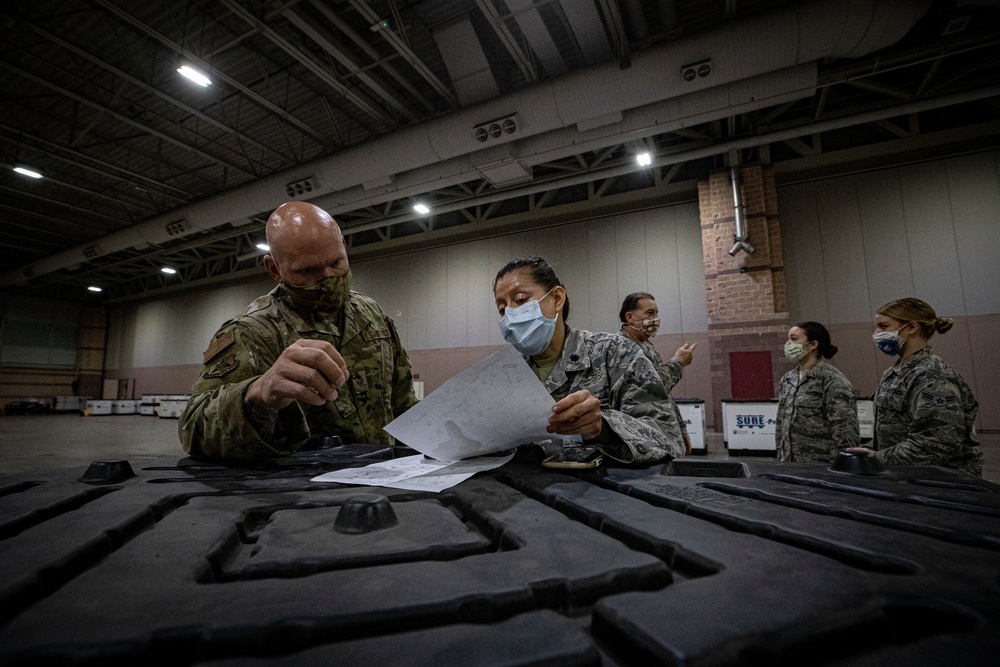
[310,452,514,493]
[383,345,559,461]
[311,346,563,492]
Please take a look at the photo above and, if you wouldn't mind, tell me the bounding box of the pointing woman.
[775,322,860,462]
[493,257,684,464]
[871,298,983,476]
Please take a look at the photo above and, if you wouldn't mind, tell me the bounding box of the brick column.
[699,165,789,428]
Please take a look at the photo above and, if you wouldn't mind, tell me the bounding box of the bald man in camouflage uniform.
[874,347,983,476]
[775,358,859,463]
[537,327,685,464]
[180,202,417,459]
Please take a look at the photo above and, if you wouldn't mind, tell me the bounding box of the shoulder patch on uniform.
[362,327,390,342]
[919,391,956,408]
[203,352,239,379]
[203,330,235,363]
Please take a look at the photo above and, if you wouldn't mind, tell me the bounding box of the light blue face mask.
[499,289,557,356]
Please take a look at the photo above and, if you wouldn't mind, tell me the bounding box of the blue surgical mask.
[873,329,904,356]
[499,289,557,356]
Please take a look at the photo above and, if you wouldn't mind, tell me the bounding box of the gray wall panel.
[675,202,709,332]
[446,245,470,349]
[587,220,619,334]
[945,151,1000,316]
[466,243,494,347]
[486,235,514,347]
[643,208,683,335]
[899,161,965,313]
[855,168,913,314]
[816,176,871,323]
[558,222,592,330]
[424,247,450,349]
[779,184,829,323]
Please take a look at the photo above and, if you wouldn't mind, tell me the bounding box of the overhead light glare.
[256,243,270,251]
[177,65,212,87]
[88,286,103,293]
[413,203,430,215]
[13,165,43,179]
[161,267,177,274]
[636,152,652,167]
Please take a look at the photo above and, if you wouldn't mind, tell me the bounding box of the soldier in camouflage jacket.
[494,258,684,464]
[541,327,685,463]
[874,347,982,476]
[618,292,697,452]
[180,202,417,459]
[775,358,859,463]
[871,298,983,476]
[180,287,417,459]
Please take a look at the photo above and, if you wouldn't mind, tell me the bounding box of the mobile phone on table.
[542,447,603,469]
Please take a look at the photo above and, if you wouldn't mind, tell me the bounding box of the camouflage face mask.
[283,270,352,313]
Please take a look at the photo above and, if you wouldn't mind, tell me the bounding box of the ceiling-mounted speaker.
[474,114,519,143]
[285,178,315,198]
[681,59,712,82]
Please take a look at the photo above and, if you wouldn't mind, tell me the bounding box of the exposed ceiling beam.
[594,0,630,66]
[0,61,256,179]
[0,124,189,202]
[282,7,418,121]
[221,0,396,128]
[347,0,461,106]
[90,0,334,150]
[15,16,295,169]
[305,0,436,112]
[473,0,540,84]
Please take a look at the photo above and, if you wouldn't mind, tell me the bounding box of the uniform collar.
[887,345,932,375]
[540,326,589,391]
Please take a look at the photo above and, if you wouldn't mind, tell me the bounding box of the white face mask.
[784,341,808,363]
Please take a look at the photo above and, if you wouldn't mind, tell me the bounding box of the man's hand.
[672,342,697,367]
[245,339,349,413]
[548,389,603,441]
[683,434,692,456]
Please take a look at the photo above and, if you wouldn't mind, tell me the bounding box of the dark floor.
[1,414,997,483]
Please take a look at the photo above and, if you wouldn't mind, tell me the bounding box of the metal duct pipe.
[0,0,931,287]
[728,166,755,256]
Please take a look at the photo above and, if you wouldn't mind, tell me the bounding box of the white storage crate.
[158,397,190,419]
[54,396,90,412]
[111,400,138,415]
[86,400,113,416]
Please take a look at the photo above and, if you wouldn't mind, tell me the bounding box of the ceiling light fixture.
[88,286,103,293]
[13,165,43,179]
[177,65,212,87]
[256,243,270,251]
[413,203,430,215]
[161,267,177,274]
[636,152,652,167]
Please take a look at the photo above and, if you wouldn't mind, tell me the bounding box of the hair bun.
[935,317,954,334]
[824,344,838,359]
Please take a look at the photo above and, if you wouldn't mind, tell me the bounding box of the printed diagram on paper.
[311,453,516,493]
[384,345,559,461]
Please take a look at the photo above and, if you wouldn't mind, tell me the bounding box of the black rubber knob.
[830,449,885,476]
[334,494,399,534]
[79,460,135,485]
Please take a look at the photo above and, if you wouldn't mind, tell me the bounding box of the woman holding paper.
[492,256,685,464]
